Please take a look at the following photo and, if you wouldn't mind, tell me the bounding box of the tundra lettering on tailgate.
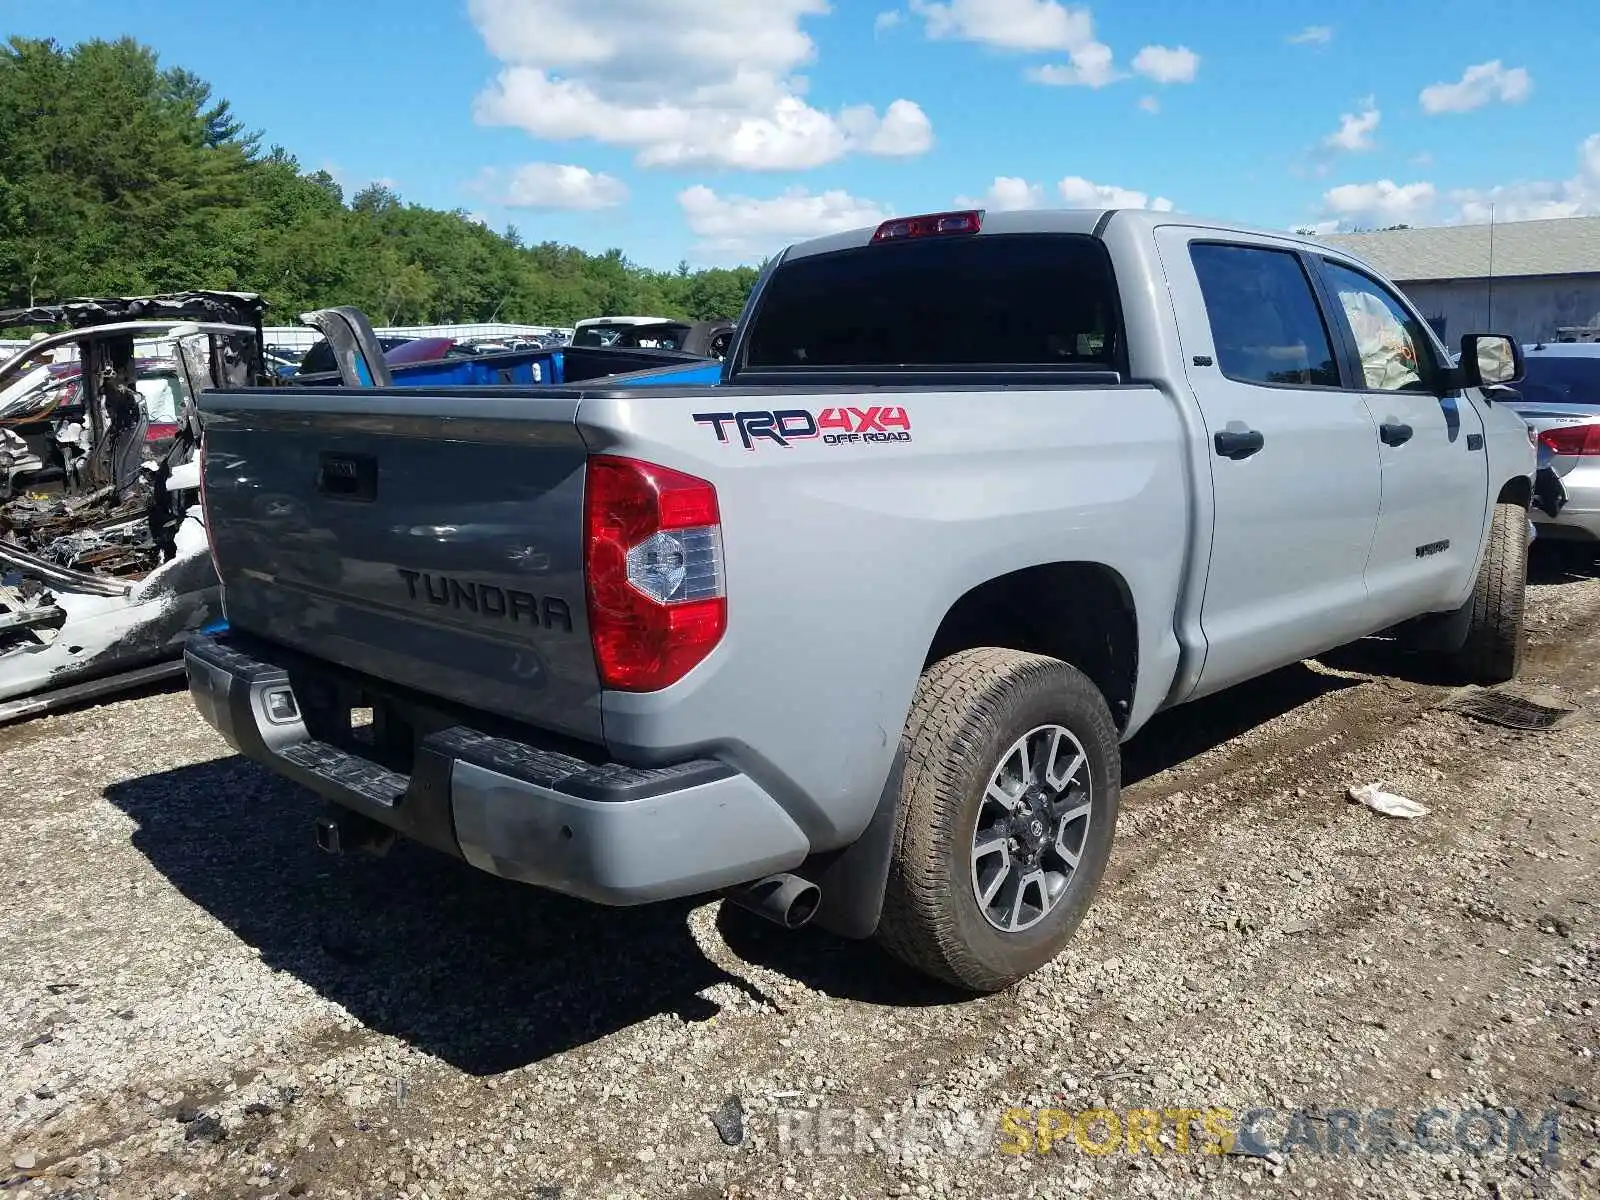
[693,406,912,450]
[397,568,573,632]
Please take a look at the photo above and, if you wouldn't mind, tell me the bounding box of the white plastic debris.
[1348,782,1429,819]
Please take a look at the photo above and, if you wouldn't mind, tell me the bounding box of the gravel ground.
[3,546,1599,1200]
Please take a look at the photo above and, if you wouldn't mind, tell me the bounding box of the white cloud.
[1322,179,1437,225]
[957,174,1174,211]
[678,184,893,262]
[954,175,1046,210]
[1449,134,1600,222]
[909,2,1196,92]
[1058,175,1174,210]
[1027,42,1120,88]
[848,98,935,156]
[874,9,902,32]
[1419,60,1531,115]
[1132,44,1199,84]
[1315,134,1600,231]
[468,0,932,171]
[907,0,1123,87]
[1138,95,1160,114]
[1287,25,1333,45]
[909,0,1094,51]
[476,162,628,210]
[1323,99,1380,153]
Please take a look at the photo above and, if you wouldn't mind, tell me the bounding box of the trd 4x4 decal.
[692,406,912,449]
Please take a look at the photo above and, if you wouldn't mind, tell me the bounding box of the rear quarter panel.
[578,384,1190,849]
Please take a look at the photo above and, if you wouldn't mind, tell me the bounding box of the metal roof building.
[1323,215,1600,344]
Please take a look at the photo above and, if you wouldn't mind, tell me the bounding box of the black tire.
[875,648,1120,993]
[1455,501,1529,684]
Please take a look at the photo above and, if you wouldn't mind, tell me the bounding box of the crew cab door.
[1157,231,1382,699]
[1310,256,1489,620]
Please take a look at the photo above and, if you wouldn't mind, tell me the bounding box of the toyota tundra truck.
[184,208,1535,993]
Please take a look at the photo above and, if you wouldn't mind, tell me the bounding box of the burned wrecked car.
[0,292,269,721]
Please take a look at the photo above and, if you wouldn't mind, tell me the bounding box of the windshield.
[1518,355,1600,406]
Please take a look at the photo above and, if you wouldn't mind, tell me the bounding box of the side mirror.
[1459,333,1524,388]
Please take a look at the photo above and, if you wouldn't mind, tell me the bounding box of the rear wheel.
[875,648,1119,993]
[1455,501,1529,684]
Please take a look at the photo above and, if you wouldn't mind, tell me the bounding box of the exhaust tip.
[725,873,820,930]
[783,882,820,929]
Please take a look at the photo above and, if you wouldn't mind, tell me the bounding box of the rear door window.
[742,233,1123,371]
[1189,243,1341,388]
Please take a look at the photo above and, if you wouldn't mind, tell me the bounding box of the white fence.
[2,322,575,364]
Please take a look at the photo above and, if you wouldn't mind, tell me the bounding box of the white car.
[570,315,676,346]
[1506,342,1600,543]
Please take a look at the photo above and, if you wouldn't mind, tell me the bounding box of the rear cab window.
[740,233,1125,373]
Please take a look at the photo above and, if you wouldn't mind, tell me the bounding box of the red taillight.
[871,209,984,243]
[145,423,180,443]
[1538,424,1600,456]
[583,455,726,692]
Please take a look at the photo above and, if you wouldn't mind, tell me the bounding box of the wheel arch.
[806,560,1138,943]
[923,560,1140,732]
[1497,474,1532,510]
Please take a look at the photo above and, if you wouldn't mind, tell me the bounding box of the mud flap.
[1533,466,1568,520]
[806,740,907,940]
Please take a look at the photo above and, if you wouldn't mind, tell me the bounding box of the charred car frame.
[0,291,268,722]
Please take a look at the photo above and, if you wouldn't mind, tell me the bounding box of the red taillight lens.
[871,209,984,243]
[583,455,726,691]
[1538,424,1600,456]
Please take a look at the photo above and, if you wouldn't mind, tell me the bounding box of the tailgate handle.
[316,452,377,501]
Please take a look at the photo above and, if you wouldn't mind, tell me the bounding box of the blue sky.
[6,0,1597,269]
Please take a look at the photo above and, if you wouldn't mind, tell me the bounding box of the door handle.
[1214,429,1265,460]
[1379,422,1413,447]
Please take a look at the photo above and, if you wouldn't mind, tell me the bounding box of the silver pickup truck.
[185,208,1535,993]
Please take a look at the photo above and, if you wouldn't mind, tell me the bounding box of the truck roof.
[777,206,1366,268]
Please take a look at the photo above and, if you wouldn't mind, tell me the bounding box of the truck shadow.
[1121,660,1362,785]
[102,658,1383,1048]
[1529,540,1600,585]
[104,756,783,1076]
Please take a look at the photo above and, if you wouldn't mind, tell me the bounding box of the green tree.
[0,36,763,325]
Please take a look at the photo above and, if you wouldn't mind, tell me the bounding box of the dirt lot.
[3,548,1598,1200]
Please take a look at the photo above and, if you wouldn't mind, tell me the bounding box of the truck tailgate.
[199,389,601,741]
